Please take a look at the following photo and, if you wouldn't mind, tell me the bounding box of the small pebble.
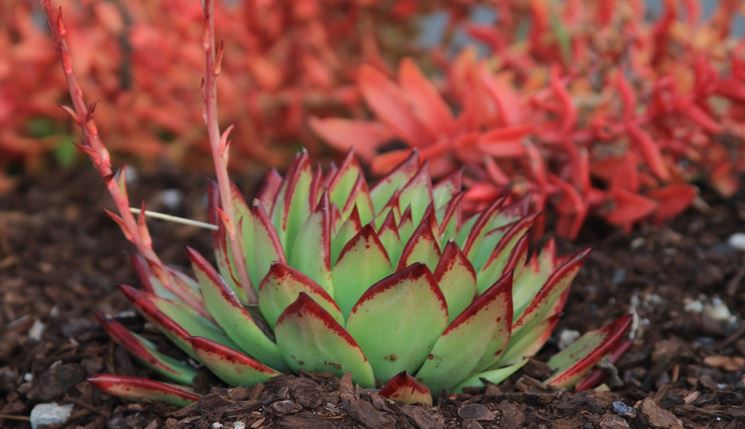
[28,320,45,342]
[233,422,246,429]
[211,423,224,429]
[703,297,735,323]
[558,330,580,350]
[157,189,183,209]
[29,403,73,429]
[612,401,636,418]
[727,233,745,251]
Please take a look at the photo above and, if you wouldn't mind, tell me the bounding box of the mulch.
[1,167,744,428]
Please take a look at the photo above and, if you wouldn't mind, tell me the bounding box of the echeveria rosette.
[92,151,631,406]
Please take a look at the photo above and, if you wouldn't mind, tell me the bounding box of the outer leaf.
[188,249,287,371]
[432,170,462,212]
[433,242,477,322]
[416,272,512,393]
[272,152,313,249]
[437,192,464,240]
[453,359,528,392]
[119,285,234,360]
[259,262,343,328]
[191,336,281,387]
[370,150,419,213]
[398,58,455,137]
[328,152,362,208]
[289,194,333,293]
[346,263,448,383]
[398,211,441,271]
[332,225,393,317]
[496,315,560,366]
[331,207,361,264]
[274,293,375,387]
[546,315,632,388]
[256,169,283,212]
[379,372,432,405]
[97,313,196,385]
[513,249,590,334]
[476,217,533,292]
[88,375,199,407]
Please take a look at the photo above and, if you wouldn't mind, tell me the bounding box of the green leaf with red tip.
[88,374,199,407]
[131,255,206,317]
[344,176,375,226]
[397,165,434,226]
[274,293,375,387]
[432,170,462,211]
[272,152,313,249]
[434,242,477,323]
[513,249,589,334]
[346,263,448,383]
[437,192,464,241]
[455,214,479,247]
[289,195,333,294]
[416,272,512,393]
[462,198,509,262]
[97,313,197,385]
[259,262,343,328]
[243,202,286,288]
[496,315,561,366]
[328,151,363,209]
[379,372,432,405]
[331,207,361,264]
[190,336,281,386]
[545,315,632,388]
[397,206,416,246]
[453,358,528,392]
[332,225,393,317]
[256,169,283,212]
[370,150,419,212]
[398,211,441,271]
[377,210,403,263]
[120,285,235,360]
[188,249,287,371]
[512,244,557,320]
[476,219,533,293]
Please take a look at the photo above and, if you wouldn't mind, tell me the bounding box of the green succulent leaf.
[377,211,403,263]
[272,152,313,250]
[259,262,343,328]
[191,336,281,386]
[497,315,561,366]
[188,249,287,371]
[332,225,393,317]
[432,170,462,211]
[416,271,512,393]
[370,150,419,213]
[275,293,375,387]
[398,210,441,272]
[88,375,199,407]
[397,165,434,226]
[97,313,197,385]
[243,202,286,289]
[346,263,448,383]
[433,242,477,322]
[288,194,333,293]
[454,358,529,392]
[546,315,632,388]
[331,207,361,264]
[477,221,532,293]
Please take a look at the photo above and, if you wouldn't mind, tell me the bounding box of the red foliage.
[313,0,745,238]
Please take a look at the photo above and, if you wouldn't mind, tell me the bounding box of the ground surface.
[1,168,744,428]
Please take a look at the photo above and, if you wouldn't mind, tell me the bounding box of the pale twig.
[129,208,218,231]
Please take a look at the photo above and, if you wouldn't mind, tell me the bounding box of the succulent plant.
[41,0,631,408]
[90,150,629,406]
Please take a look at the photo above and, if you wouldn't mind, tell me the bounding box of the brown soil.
[1,168,744,429]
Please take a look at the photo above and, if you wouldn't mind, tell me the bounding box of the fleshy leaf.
[370,150,419,213]
[259,262,343,328]
[188,249,287,371]
[331,207,361,264]
[332,225,393,317]
[274,293,375,387]
[377,210,403,263]
[496,315,561,366]
[88,375,199,407]
[97,313,196,385]
[398,211,441,271]
[256,169,283,213]
[416,272,512,393]
[119,285,235,360]
[208,181,249,303]
[272,152,313,249]
[437,192,464,240]
[243,202,286,289]
[433,242,477,322]
[191,336,281,386]
[453,359,528,392]
[397,165,434,226]
[346,263,448,383]
[513,249,590,334]
[289,194,333,293]
[379,372,432,405]
[432,170,462,211]
[476,218,533,293]
[545,315,632,388]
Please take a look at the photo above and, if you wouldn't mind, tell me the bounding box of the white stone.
[29,403,73,429]
[728,233,745,251]
[233,422,246,429]
[558,329,580,350]
[704,297,735,322]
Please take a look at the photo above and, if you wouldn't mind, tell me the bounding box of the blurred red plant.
[313,0,745,238]
[1,0,455,174]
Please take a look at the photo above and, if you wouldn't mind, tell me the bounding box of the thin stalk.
[202,0,256,304]
[129,208,218,231]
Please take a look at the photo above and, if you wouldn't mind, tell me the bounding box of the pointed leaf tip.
[379,372,432,405]
[88,374,199,407]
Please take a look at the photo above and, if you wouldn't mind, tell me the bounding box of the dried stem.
[40,0,204,308]
[202,0,256,304]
